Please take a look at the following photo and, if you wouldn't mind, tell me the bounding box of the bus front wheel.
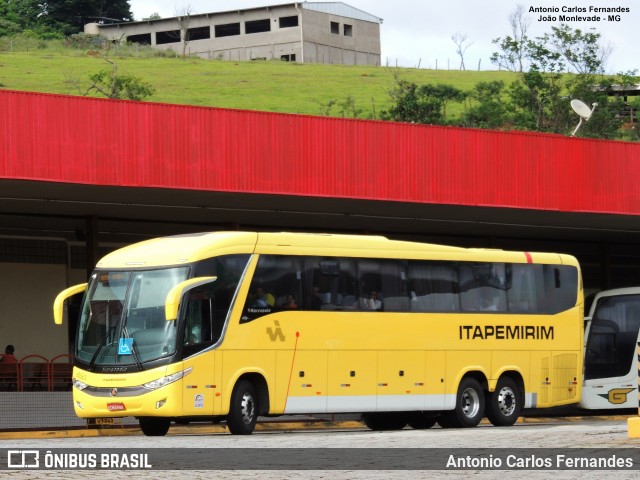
[485,377,522,426]
[227,380,258,435]
[139,417,171,436]
[441,377,485,428]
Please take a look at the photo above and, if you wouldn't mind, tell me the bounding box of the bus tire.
[441,377,485,428]
[362,412,408,431]
[227,380,258,435]
[139,417,171,436]
[485,377,522,427]
[408,413,437,429]
[436,415,454,428]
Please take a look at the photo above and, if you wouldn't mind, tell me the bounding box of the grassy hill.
[0,42,516,118]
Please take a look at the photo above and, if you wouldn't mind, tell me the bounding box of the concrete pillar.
[85,216,99,280]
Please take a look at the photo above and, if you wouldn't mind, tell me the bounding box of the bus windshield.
[76,267,190,366]
[584,294,640,380]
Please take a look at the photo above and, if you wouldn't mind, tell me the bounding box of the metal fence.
[0,354,72,392]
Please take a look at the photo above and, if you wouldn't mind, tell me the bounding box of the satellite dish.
[570,99,598,136]
[571,99,593,120]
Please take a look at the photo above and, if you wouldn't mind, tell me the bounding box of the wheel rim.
[461,387,481,418]
[240,392,256,425]
[497,386,516,416]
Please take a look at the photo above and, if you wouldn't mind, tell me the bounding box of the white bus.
[581,287,640,410]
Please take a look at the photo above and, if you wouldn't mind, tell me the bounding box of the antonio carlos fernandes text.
[446,454,633,469]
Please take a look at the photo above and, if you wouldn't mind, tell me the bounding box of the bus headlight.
[142,367,193,391]
[73,378,89,391]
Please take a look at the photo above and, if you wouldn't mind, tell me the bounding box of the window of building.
[127,33,152,45]
[343,24,353,37]
[281,54,296,62]
[186,26,210,41]
[330,21,339,34]
[245,19,271,34]
[155,30,180,45]
[215,22,240,37]
[279,15,299,28]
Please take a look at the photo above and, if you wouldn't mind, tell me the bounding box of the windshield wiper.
[122,325,143,371]
[88,325,116,372]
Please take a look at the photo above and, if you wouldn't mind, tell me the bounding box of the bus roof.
[94,231,578,268]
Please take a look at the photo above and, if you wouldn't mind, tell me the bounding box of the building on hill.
[84,2,382,66]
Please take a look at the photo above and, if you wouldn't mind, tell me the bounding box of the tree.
[175,5,193,58]
[491,13,624,137]
[383,78,466,125]
[565,72,637,140]
[84,69,155,101]
[464,81,510,129]
[547,24,611,75]
[451,33,472,71]
[142,13,162,21]
[65,38,154,101]
[1,0,134,37]
[0,0,46,36]
[490,4,530,72]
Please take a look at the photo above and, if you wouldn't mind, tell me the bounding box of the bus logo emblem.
[267,320,285,342]
[110,388,118,397]
[598,388,635,405]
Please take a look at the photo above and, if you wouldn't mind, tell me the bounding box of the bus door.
[180,282,225,416]
[582,293,640,409]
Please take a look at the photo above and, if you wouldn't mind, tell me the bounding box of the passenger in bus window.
[309,287,323,310]
[252,287,274,308]
[480,293,499,311]
[190,325,202,344]
[362,291,382,311]
[281,294,298,309]
[0,345,17,363]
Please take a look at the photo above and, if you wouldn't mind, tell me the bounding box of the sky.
[128,0,638,74]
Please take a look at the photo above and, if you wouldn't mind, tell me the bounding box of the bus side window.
[182,285,217,357]
[460,263,507,312]
[408,261,459,312]
[379,260,409,312]
[242,255,303,322]
[543,265,579,313]
[357,259,383,311]
[507,264,540,312]
[303,257,352,311]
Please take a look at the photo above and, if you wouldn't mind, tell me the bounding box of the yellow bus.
[54,232,583,436]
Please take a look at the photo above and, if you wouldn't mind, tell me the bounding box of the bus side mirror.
[165,276,217,321]
[53,283,88,325]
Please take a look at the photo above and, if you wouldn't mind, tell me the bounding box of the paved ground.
[1,416,639,479]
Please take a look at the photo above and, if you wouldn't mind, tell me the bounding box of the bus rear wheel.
[362,412,408,431]
[485,377,522,426]
[227,380,258,435]
[441,377,485,428]
[139,417,171,436]
[408,413,437,429]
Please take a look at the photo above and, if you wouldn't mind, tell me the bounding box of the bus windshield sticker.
[118,338,133,355]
